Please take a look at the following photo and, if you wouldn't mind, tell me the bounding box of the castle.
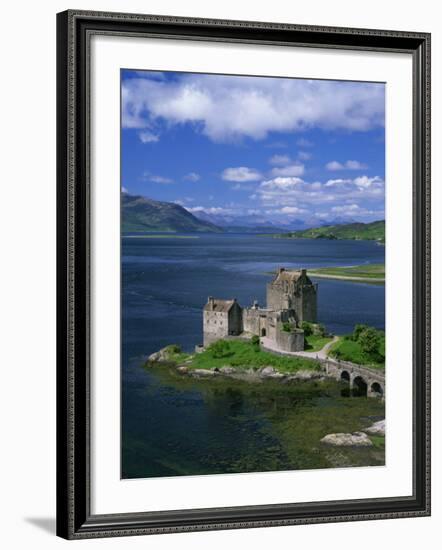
[203,268,318,353]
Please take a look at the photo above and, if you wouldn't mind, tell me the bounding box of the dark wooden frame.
[56,9,431,540]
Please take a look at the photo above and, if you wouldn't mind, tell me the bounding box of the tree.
[358,327,380,356]
[353,323,368,342]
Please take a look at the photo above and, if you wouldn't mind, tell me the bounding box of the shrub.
[251,335,260,347]
[300,321,313,336]
[282,322,293,333]
[209,340,233,358]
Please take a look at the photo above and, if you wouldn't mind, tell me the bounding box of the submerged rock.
[148,346,178,363]
[259,366,276,377]
[190,368,218,377]
[320,432,373,447]
[290,370,323,381]
[219,366,236,375]
[363,419,385,436]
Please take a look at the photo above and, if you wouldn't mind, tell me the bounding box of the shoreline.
[309,272,385,283]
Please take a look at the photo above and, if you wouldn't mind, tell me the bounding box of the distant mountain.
[122,194,222,233]
[274,220,385,242]
[191,210,312,231]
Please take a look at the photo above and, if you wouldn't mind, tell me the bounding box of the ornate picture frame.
[56,10,430,539]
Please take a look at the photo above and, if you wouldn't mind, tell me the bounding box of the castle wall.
[203,302,243,347]
[203,310,230,347]
[228,302,243,335]
[300,284,318,323]
[267,283,287,311]
[274,328,305,352]
[243,308,260,335]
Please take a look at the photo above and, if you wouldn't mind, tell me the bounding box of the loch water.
[122,234,385,479]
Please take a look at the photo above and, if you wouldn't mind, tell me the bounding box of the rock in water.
[320,432,373,447]
[363,420,385,436]
[259,366,276,377]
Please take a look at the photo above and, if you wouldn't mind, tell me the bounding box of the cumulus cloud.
[269,154,291,166]
[138,130,159,143]
[260,176,304,191]
[122,186,128,193]
[353,175,383,188]
[186,206,235,215]
[221,166,262,182]
[270,163,305,177]
[279,206,307,214]
[326,159,368,171]
[122,73,385,142]
[143,172,174,184]
[183,172,200,182]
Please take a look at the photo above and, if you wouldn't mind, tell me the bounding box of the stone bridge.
[324,358,385,398]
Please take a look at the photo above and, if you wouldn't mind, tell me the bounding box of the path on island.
[260,335,339,360]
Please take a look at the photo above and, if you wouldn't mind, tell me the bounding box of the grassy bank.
[308,264,384,283]
[304,334,333,351]
[329,325,385,370]
[150,340,321,374]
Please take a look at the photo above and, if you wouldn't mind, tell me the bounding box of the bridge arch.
[370,382,384,398]
[340,370,350,382]
[352,375,368,397]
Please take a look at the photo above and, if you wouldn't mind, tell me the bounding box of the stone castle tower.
[203,268,318,353]
[266,268,317,324]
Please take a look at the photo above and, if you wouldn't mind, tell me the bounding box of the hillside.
[274,220,385,243]
[122,194,222,233]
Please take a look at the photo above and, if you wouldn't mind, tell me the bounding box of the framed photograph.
[56,10,431,539]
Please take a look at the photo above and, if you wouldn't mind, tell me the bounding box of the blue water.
[122,234,385,478]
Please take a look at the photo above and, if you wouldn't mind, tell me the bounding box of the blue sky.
[121,69,385,226]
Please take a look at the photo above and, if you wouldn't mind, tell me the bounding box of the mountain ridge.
[122,194,222,233]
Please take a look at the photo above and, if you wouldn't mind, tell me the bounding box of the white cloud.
[326,161,345,171]
[183,172,200,182]
[331,203,360,213]
[279,206,306,214]
[186,206,235,215]
[138,130,159,143]
[221,166,262,182]
[260,176,304,190]
[142,170,174,184]
[326,159,368,171]
[270,163,305,177]
[346,160,368,170]
[122,74,385,142]
[269,154,291,166]
[324,178,352,187]
[353,175,383,188]
[122,186,128,193]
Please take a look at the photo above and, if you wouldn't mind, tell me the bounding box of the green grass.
[304,334,333,352]
[272,220,385,243]
[153,340,321,373]
[369,434,385,450]
[309,264,385,281]
[329,336,385,370]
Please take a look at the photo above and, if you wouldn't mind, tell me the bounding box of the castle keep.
[203,268,318,353]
